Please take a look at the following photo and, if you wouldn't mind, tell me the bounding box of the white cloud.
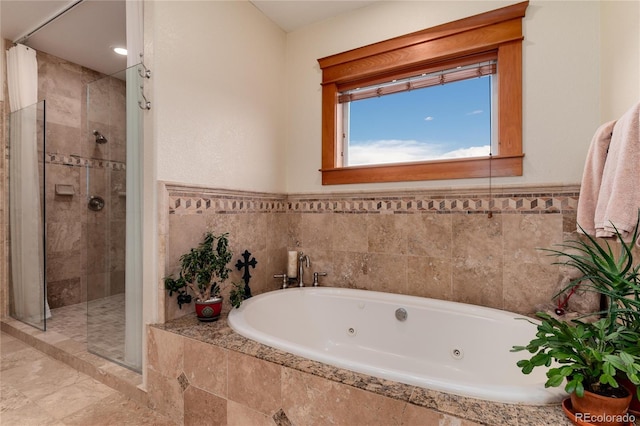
[466,110,483,115]
[348,140,490,165]
[424,116,434,121]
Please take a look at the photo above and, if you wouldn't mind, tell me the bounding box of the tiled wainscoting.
[160,183,590,322]
[153,183,583,424]
[147,316,571,426]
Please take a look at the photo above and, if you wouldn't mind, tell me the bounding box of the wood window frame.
[318,1,528,185]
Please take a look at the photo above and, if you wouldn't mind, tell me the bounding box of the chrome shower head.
[93,130,108,144]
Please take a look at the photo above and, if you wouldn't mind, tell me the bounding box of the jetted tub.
[228,287,566,405]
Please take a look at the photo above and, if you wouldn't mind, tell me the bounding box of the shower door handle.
[88,196,105,211]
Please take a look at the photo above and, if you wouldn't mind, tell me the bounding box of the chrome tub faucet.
[298,252,310,287]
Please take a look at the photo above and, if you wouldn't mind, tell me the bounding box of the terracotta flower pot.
[618,377,640,415]
[195,297,223,322]
[570,389,632,426]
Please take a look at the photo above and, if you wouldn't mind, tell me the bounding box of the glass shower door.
[8,100,49,330]
[85,64,142,372]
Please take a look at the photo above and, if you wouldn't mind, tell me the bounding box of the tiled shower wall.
[162,183,591,321]
[38,51,125,308]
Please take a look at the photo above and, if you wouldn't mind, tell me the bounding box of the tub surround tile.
[151,315,572,426]
[147,326,184,379]
[503,214,564,264]
[215,412,267,426]
[165,185,582,319]
[332,252,408,294]
[147,368,184,425]
[159,184,583,423]
[367,213,408,255]
[502,263,560,313]
[332,214,369,252]
[183,337,227,397]
[410,387,521,426]
[451,260,503,310]
[406,213,452,258]
[282,366,407,425]
[184,385,227,426]
[300,213,334,252]
[406,256,452,300]
[401,402,482,426]
[228,351,283,415]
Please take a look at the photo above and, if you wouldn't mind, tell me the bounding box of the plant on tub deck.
[512,213,640,424]
[543,213,640,413]
[512,314,640,425]
[544,215,640,335]
[512,314,640,397]
[164,232,244,321]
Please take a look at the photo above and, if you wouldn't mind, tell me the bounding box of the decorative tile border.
[287,193,579,214]
[166,183,580,215]
[166,184,287,214]
[46,153,126,171]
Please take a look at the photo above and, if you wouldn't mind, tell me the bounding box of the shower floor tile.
[47,293,127,365]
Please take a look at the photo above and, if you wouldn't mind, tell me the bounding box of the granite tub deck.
[149,314,571,426]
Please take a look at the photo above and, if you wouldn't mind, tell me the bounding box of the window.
[343,60,497,166]
[318,1,528,185]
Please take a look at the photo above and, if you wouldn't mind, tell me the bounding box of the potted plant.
[164,232,244,321]
[513,213,640,424]
[512,314,639,425]
[543,213,640,414]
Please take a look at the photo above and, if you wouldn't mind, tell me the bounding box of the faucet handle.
[312,272,327,287]
[273,273,288,289]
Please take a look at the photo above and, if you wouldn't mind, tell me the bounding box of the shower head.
[93,130,108,144]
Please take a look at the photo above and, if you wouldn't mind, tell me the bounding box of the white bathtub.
[228,287,565,405]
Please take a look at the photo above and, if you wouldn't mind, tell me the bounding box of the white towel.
[594,101,640,242]
[577,120,616,236]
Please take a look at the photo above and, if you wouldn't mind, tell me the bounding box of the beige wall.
[151,0,287,193]
[600,0,640,121]
[285,0,603,193]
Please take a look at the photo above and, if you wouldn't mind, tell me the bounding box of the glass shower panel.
[8,100,48,330]
[85,68,130,368]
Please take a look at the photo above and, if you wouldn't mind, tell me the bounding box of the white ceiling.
[251,1,377,33]
[1,0,127,76]
[1,0,376,77]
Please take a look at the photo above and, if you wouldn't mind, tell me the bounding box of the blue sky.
[347,76,492,165]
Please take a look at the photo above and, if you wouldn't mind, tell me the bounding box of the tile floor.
[0,331,175,426]
[46,294,128,364]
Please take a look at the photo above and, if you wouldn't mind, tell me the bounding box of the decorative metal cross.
[235,250,257,298]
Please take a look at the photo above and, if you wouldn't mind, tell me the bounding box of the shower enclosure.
[7,63,144,372]
[8,100,48,330]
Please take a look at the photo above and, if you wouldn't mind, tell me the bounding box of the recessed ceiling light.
[113,47,127,56]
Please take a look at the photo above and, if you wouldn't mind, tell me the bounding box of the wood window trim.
[318,1,528,185]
